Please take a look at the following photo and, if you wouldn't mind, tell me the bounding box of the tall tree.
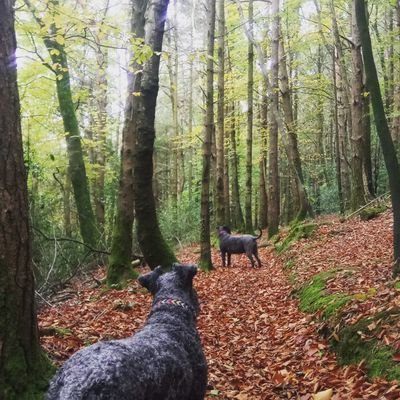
[0,1,53,397]
[166,0,179,211]
[268,0,280,237]
[24,0,98,247]
[199,0,216,271]
[134,0,177,269]
[108,0,147,285]
[355,0,400,276]
[215,0,225,226]
[279,39,313,221]
[25,0,99,243]
[350,0,367,211]
[245,0,254,233]
[331,0,352,210]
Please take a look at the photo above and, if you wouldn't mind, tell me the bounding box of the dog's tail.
[255,227,262,240]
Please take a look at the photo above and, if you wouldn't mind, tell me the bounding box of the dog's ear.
[138,266,163,294]
[222,225,231,234]
[172,263,197,286]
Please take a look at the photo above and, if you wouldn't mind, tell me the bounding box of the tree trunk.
[226,42,243,230]
[216,0,226,225]
[335,48,352,210]
[350,0,367,211]
[355,0,400,276]
[0,3,53,397]
[166,2,179,211]
[332,50,345,214]
[134,0,177,270]
[24,0,98,247]
[268,0,280,237]
[392,3,400,147]
[92,46,108,230]
[258,89,268,228]
[199,0,216,271]
[279,40,313,221]
[108,0,147,285]
[245,0,254,233]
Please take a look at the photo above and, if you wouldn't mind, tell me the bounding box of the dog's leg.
[253,248,261,267]
[246,251,255,268]
[227,253,231,267]
[221,252,226,267]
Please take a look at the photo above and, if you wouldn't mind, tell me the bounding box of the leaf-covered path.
[180,246,399,399]
[39,211,400,399]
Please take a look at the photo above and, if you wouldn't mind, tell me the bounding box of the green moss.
[297,271,351,319]
[276,222,317,254]
[40,326,72,337]
[332,311,400,381]
[359,205,386,221]
[0,350,55,400]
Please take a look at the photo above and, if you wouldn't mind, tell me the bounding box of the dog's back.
[47,265,207,400]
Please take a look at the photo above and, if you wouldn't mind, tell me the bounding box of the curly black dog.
[217,225,262,268]
[46,264,208,400]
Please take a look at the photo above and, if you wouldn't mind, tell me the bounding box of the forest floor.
[39,209,400,399]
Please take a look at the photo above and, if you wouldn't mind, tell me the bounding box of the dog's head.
[139,264,200,315]
[217,225,231,236]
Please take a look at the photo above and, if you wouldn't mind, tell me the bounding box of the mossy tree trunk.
[25,0,98,248]
[355,0,400,276]
[108,0,147,285]
[134,0,177,270]
[0,3,53,398]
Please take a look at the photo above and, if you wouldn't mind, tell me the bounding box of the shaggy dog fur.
[46,264,207,400]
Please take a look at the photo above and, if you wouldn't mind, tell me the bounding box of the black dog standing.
[217,226,262,268]
[47,264,207,400]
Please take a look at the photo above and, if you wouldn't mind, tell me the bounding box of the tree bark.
[279,40,313,221]
[108,0,147,285]
[350,0,367,211]
[355,0,400,276]
[245,0,254,233]
[199,0,216,271]
[0,2,53,397]
[216,0,226,225]
[134,0,177,270]
[268,0,280,237]
[258,88,268,228]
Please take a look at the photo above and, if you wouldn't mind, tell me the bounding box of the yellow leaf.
[313,388,333,400]
[132,92,141,96]
[55,35,65,45]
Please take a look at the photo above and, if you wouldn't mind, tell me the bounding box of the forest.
[1,0,400,398]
